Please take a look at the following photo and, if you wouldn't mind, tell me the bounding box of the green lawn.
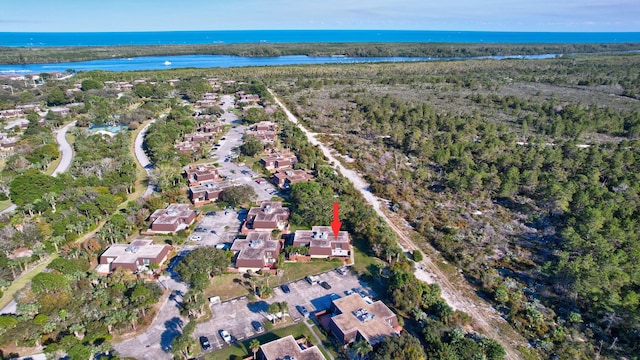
[204,321,334,360]
[0,199,11,212]
[280,260,342,284]
[203,273,250,302]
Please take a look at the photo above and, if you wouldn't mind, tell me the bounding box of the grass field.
[280,260,342,284]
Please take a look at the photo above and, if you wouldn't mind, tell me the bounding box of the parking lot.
[189,210,243,246]
[194,267,374,352]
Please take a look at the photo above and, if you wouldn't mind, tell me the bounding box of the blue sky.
[1,0,639,32]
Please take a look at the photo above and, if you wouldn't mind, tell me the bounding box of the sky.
[1,0,639,32]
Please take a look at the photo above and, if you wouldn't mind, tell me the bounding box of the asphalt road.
[134,119,157,198]
[51,120,76,177]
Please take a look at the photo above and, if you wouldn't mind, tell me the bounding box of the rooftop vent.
[248,239,262,248]
[263,205,273,214]
[124,246,140,253]
[353,308,375,322]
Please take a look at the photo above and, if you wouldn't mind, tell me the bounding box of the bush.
[413,250,423,262]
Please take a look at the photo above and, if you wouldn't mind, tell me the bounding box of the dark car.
[319,281,332,290]
[298,305,309,317]
[251,320,265,333]
[199,336,211,350]
[281,284,291,294]
[205,211,216,216]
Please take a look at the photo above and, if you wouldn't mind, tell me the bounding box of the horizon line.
[2,29,640,34]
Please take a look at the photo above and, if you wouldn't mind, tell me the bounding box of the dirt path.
[269,89,528,360]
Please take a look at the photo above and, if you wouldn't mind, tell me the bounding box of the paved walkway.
[303,320,334,360]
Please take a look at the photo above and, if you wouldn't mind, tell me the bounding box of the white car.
[219,329,232,343]
[190,235,202,241]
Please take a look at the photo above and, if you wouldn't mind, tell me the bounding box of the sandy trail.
[270,89,527,360]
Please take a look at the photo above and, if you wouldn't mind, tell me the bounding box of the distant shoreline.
[1,42,640,65]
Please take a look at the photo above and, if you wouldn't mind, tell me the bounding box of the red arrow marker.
[330,202,342,239]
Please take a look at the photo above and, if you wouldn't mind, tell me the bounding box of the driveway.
[194,268,370,354]
[51,120,76,177]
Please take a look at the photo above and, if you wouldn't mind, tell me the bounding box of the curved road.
[1,121,76,215]
[134,119,157,198]
[51,120,76,177]
[269,89,527,360]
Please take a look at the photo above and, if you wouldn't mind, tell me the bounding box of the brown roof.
[331,294,399,345]
[189,180,234,195]
[259,335,326,360]
[150,204,196,227]
[247,201,290,225]
[293,226,350,249]
[185,164,221,185]
[100,239,170,266]
[272,170,313,187]
[230,232,281,263]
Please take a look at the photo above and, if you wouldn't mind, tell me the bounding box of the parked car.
[215,243,232,250]
[255,179,263,184]
[329,293,341,301]
[281,284,291,294]
[305,275,318,284]
[205,211,216,216]
[297,305,309,318]
[199,336,211,350]
[195,227,207,232]
[336,267,348,275]
[251,321,265,333]
[344,289,354,296]
[353,288,368,298]
[319,281,332,290]
[219,329,232,343]
[190,235,202,241]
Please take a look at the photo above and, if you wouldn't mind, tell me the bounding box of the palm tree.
[50,235,65,253]
[353,339,373,360]
[42,192,57,213]
[22,203,34,217]
[249,339,260,359]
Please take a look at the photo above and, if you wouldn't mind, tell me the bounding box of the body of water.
[0,54,560,73]
[1,30,640,47]
[88,123,128,134]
